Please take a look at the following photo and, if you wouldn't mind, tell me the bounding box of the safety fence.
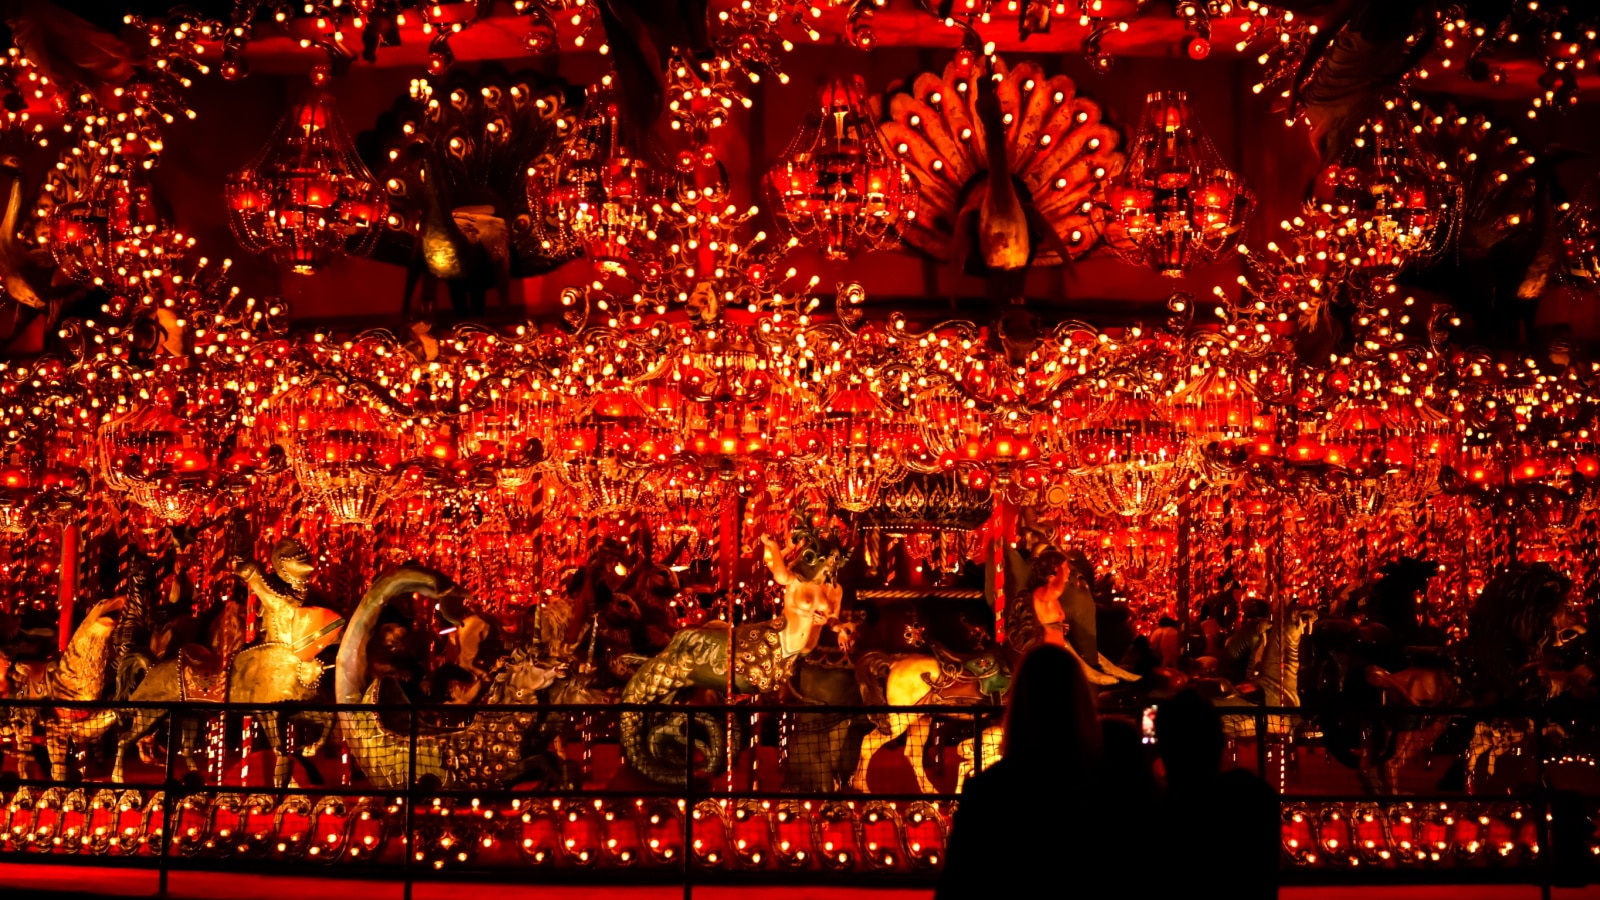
[0,699,1595,891]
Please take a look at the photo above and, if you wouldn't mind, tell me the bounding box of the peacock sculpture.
[360,65,584,317]
[875,53,1126,279]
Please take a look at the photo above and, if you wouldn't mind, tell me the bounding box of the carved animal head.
[1286,607,1320,639]
[1552,604,1587,649]
[269,538,315,591]
[80,596,125,637]
[492,645,568,702]
[1472,564,1575,656]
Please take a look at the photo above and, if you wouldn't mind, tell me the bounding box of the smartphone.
[1141,706,1157,745]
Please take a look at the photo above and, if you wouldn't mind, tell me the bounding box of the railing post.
[157,705,179,898]
[403,706,418,900]
[682,705,693,900]
[1531,711,1551,900]
[1255,708,1269,778]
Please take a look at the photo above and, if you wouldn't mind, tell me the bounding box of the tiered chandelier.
[1313,113,1459,286]
[528,78,664,278]
[225,90,387,275]
[1107,91,1254,276]
[765,76,917,261]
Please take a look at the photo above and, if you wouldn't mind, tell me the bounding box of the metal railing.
[0,697,1594,894]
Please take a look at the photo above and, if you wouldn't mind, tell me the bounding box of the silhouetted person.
[1156,690,1280,900]
[935,645,1103,900]
[1100,714,1157,885]
[1151,615,1182,669]
[1119,633,1159,678]
[1102,716,1154,806]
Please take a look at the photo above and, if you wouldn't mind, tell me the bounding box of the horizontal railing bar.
[0,778,1567,806]
[0,698,1553,716]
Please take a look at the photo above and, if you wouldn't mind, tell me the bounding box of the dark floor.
[0,864,1598,900]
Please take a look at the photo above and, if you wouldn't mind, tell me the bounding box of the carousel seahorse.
[619,532,844,785]
[334,565,570,789]
[5,597,125,780]
[113,539,344,788]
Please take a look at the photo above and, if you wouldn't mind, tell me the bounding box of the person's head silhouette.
[1002,644,1101,772]
[1155,688,1224,791]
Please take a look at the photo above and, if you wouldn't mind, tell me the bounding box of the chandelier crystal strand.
[1107,91,1254,276]
[225,89,387,275]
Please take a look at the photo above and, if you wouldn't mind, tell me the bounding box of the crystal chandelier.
[1169,366,1262,444]
[550,390,659,515]
[271,382,402,525]
[461,383,561,490]
[1308,391,1447,518]
[528,77,663,278]
[225,90,387,274]
[0,427,85,534]
[47,155,184,292]
[1169,365,1266,474]
[908,383,984,474]
[1074,390,1188,518]
[798,387,911,513]
[1559,178,1600,282]
[1106,91,1254,276]
[765,75,917,261]
[1313,114,1458,286]
[97,404,216,523]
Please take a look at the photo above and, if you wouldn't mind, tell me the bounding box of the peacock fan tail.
[875,56,1126,270]
[358,65,585,279]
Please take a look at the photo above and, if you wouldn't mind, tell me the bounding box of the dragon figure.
[619,524,846,785]
[113,538,343,788]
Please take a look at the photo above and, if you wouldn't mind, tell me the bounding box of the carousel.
[0,0,1596,891]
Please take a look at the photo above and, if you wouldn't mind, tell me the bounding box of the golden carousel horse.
[849,645,1010,794]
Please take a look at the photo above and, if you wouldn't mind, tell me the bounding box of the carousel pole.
[56,521,78,653]
[990,498,1017,645]
[1176,495,1192,629]
[1269,497,1287,790]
